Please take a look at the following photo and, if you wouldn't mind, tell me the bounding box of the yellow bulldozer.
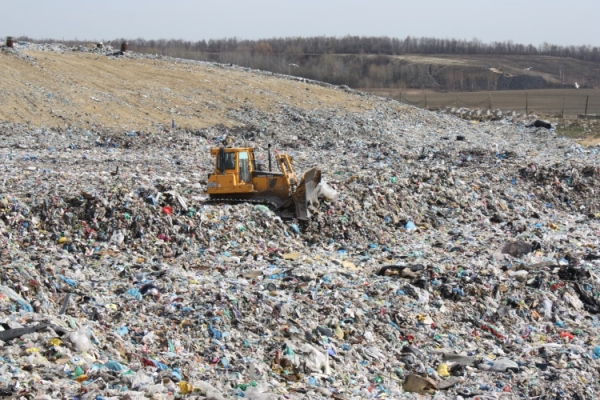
[205,144,321,220]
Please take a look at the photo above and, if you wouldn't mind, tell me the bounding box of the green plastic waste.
[72,365,84,378]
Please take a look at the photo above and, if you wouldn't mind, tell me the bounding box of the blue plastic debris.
[208,324,223,340]
[57,274,78,287]
[126,288,142,301]
[116,326,129,336]
[405,221,417,231]
[103,361,126,372]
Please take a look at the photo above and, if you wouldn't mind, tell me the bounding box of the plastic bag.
[316,180,338,201]
[193,380,223,396]
[69,327,92,353]
[298,343,331,375]
[132,370,154,389]
[0,285,33,312]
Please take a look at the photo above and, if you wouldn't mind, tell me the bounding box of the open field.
[361,87,600,145]
[361,88,600,117]
[389,54,600,87]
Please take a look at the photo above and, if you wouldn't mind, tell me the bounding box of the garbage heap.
[1,100,600,400]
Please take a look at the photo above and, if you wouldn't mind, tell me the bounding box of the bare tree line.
[118,36,600,62]
[19,35,600,62]
[17,35,600,91]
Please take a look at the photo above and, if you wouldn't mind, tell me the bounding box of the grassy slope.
[0,50,371,131]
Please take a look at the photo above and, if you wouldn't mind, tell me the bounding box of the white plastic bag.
[298,343,331,375]
[316,180,338,201]
[131,370,154,389]
[68,327,92,353]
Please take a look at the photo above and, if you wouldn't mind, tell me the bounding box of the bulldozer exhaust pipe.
[268,144,272,172]
[218,147,225,174]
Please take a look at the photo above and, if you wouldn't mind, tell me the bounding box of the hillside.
[134,50,600,92]
[376,53,600,91]
[344,53,600,92]
[15,37,600,93]
[0,44,368,131]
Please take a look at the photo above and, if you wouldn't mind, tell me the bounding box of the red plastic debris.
[560,331,574,340]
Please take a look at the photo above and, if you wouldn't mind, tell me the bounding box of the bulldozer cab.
[215,148,251,183]
[207,147,295,197]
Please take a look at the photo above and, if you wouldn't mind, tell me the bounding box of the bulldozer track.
[203,197,298,220]
[204,197,281,210]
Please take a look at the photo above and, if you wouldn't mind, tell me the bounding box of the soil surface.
[0,49,372,131]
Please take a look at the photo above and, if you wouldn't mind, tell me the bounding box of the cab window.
[239,151,251,183]
[218,152,236,170]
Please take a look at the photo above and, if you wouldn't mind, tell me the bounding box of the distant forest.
[19,36,600,91]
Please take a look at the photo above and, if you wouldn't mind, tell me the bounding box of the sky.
[3,0,599,47]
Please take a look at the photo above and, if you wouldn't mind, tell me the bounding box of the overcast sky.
[3,0,599,47]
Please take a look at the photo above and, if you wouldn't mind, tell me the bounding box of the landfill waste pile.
[2,44,600,400]
[439,107,517,122]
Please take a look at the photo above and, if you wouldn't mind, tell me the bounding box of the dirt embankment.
[0,49,374,131]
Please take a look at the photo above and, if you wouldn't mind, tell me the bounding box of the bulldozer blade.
[293,168,322,220]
